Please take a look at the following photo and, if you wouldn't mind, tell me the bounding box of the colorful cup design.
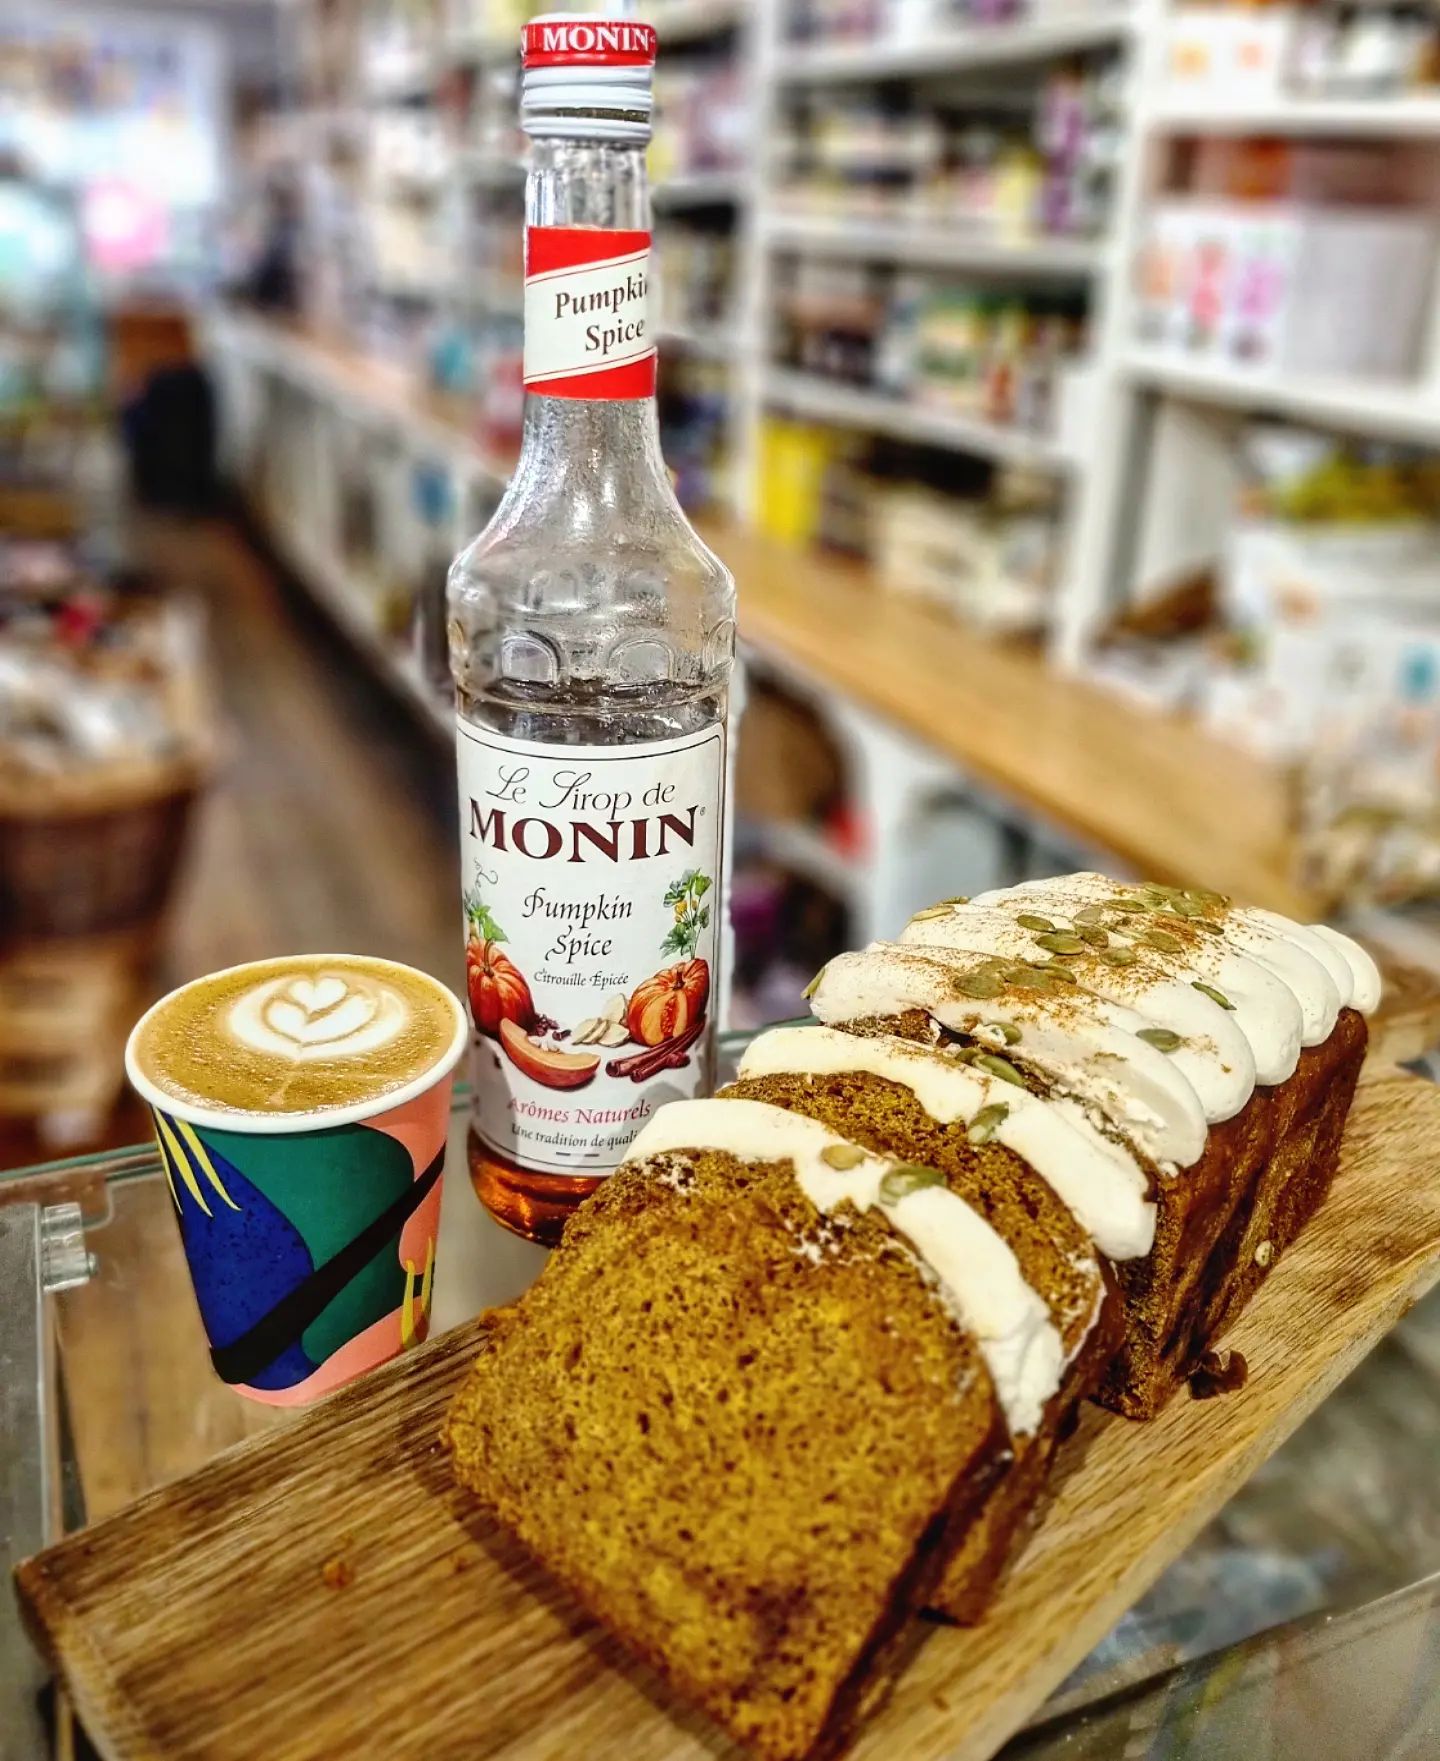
[127,962,467,1406]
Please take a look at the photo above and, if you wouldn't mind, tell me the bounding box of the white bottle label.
[523,225,656,400]
[456,718,725,1176]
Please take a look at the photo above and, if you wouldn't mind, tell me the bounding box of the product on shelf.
[1201,424,1440,907]
[445,873,1378,1758]
[658,352,733,510]
[655,224,736,332]
[1136,193,1436,379]
[1165,1,1440,104]
[756,415,1063,632]
[650,54,748,182]
[776,252,1089,434]
[786,0,1102,48]
[776,54,1123,239]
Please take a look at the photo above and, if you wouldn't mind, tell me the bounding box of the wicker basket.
[0,751,209,1135]
[0,592,214,1132]
[0,760,204,941]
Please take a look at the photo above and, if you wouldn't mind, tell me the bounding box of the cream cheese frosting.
[897,902,1256,1123]
[821,876,1382,1179]
[737,1024,1155,1260]
[988,876,1311,1085]
[624,1097,1065,1436]
[809,944,1210,1168]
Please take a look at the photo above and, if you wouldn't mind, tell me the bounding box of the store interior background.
[5,0,1440,1169]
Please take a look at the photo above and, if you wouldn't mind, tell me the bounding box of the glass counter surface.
[3,1035,1440,1761]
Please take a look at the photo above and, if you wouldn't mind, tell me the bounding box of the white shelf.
[1126,349,1440,448]
[654,0,746,45]
[764,210,1102,276]
[653,170,747,207]
[1149,93,1440,138]
[763,368,1075,471]
[217,311,509,483]
[657,323,741,362]
[776,10,1131,83]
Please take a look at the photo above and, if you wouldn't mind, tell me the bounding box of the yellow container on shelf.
[754,416,846,547]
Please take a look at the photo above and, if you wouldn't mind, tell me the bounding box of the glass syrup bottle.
[448,13,735,1245]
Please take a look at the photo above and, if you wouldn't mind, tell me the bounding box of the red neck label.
[521,19,657,68]
[524,226,656,401]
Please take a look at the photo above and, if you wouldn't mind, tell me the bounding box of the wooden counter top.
[710,524,1315,918]
[215,309,1315,919]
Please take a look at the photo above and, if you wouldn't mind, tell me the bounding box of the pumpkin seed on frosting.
[971,1052,1028,1088]
[878,1163,945,1203]
[1137,1027,1184,1053]
[1192,981,1235,1010]
[1035,931,1086,956]
[967,1103,1010,1145]
[1015,913,1054,932]
[820,1142,867,1170]
[955,969,1005,1000]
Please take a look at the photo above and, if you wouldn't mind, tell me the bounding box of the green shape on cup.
[201,1122,418,1369]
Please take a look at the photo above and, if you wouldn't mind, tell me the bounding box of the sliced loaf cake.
[804,873,1380,1416]
[724,1024,1122,1620]
[445,872,1381,1757]
[443,1103,1014,1761]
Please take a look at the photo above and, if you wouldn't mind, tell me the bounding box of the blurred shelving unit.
[219,0,1440,1019]
[1147,94,1440,139]
[763,367,1079,470]
[763,211,1106,277]
[773,8,1132,81]
[1125,350,1440,451]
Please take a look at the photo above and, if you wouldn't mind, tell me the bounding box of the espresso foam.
[133,955,458,1117]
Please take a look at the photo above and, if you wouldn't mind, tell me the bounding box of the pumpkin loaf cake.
[445,873,1380,1759]
[724,1025,1123,1621]
[805,872,1380,1418]
[443,1104,1017,1761]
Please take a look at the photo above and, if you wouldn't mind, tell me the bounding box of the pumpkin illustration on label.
[463,889,535,1038]
[626,870,712,1048]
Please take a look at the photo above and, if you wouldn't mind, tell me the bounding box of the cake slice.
[443,1103,1014,1761]
[724,1024,1122,1621]
[805,874,1380,1417]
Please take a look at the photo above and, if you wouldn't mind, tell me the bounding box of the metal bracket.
[38,1203,96,1296]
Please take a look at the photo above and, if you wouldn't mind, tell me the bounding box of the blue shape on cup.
[152,1107,443,1400]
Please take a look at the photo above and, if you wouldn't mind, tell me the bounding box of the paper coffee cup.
[125,955,467,1406]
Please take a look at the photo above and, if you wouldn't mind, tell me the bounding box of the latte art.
[129,954,463,1118]
[230,972,407,1061]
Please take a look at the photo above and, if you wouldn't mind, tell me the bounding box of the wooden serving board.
[17,1063,1440,1761]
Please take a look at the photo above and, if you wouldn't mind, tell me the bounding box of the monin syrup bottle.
[449,13,735,1244]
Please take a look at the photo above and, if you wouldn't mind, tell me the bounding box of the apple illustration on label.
[499,1019,601,1090]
